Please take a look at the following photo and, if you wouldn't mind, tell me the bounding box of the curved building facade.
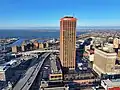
[60,16,77,70]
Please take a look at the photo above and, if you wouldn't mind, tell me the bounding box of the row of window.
[63,61,75,67]
[63,32,75,37]
[50,75,63,81]
[62,21,76,27]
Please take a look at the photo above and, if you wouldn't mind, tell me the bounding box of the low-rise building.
[49,54,62,81]
[101,79,120,90]
[0,66,12,81]
[117,49,120,61]
[40,86,69,90]
[11,39,32,53]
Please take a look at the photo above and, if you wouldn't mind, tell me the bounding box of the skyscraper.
[60,16,77,70]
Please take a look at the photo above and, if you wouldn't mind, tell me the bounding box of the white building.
[101,79,120,90]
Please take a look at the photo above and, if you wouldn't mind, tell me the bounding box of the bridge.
[21,49,59,55]
[13,53,51,90]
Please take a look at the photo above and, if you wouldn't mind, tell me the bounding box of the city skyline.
[0,0,120,28]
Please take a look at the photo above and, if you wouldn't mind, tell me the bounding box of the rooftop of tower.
[60,16,77,21]
[64,16,74,18]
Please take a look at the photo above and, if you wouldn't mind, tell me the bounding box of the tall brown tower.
[60,16,77,70]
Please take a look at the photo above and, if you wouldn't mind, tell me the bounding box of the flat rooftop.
[50,55,62,74]
[64,16,74,18]
[37,39,45,43]
[41,86,68,90]
[102,79,120,87]
[0,81,7,90]
[95,48,117,56]
[11,39,30,47]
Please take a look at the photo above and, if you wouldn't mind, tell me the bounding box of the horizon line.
[1,25,120,30]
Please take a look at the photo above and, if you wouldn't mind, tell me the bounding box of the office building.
[39,43,44,49]
[11,39,32,52]
[0,66,7,81]
[113,38,119,49]
[85,45,95,62]
[12,46,19,53]
[117,49,120,60]
[45,42,49,48]
[60,16,77,70]
[93,48,118,77]
[33,41,39,49]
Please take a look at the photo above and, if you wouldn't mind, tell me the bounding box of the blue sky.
[0,0,120,28]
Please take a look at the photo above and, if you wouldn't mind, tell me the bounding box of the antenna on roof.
[73,13,75,17]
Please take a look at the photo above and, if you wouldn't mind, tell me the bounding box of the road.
[21,49,59,55]
[29,54,51,90]
[13,53,50,90]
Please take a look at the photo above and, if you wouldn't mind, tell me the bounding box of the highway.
[21,49,59,55]
[13,53,51,90]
